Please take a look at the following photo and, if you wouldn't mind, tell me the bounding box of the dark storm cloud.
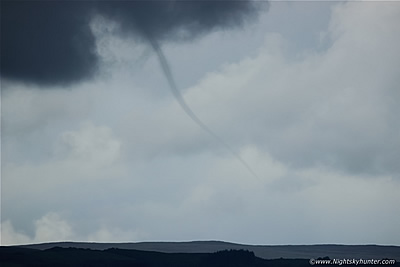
[95,0,262,42]
[1,0,263,86]
[1,1,96,86]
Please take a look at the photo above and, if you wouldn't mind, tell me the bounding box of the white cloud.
[56,122,121,165]
[178,1,400,175]
[33,213,75,243]
[1,221,32,245]
[1,212,141,245]
[1,213,74,245]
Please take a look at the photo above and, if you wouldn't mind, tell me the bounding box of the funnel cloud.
[1,0,263,177]
[150,38,259,178]
[1,0,264,86]
[2,1,400,246]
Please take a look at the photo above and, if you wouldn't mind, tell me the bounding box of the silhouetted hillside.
[0,246,311,267]
[18,241,400,261]
[1,246,398,267]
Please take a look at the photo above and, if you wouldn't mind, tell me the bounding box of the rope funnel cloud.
[1,0,265,178]
[149,38,259,179]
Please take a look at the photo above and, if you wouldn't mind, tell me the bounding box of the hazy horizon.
[1,1,400,246]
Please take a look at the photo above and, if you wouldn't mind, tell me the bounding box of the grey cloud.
[1,0,264,86]
[1,1,97,86]
[1,0,265,179]
[95,0,262,41]
[4,1,400,246]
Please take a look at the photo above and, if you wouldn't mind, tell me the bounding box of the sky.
[1,0,400,246]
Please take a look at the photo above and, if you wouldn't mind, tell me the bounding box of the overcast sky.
[1,1,400,246]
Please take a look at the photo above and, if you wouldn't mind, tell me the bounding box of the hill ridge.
[14,241,400,261]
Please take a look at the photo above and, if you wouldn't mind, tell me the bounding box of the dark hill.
[2,243,399,267]
[16,241,400,261]
[0,246,313,267]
